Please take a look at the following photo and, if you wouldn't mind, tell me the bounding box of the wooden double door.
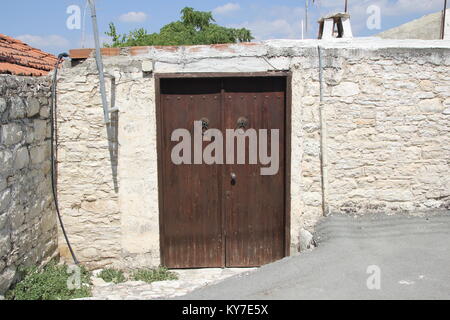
[158,75,289,268]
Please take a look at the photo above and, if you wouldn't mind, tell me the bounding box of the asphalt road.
[181,212,450,300]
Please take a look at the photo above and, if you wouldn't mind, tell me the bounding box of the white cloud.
[300,0,444,37]
[319,0,443,16]
[119,11,148,23]
[367,0,442,16]
[79,35,112,49]
[231,6,305,40]
[213,3,241,15]
[16,34,70,49]
[235,19,300,40]
[225,0,443,40]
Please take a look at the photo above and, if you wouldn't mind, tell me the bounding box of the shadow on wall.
[107,76,119,193]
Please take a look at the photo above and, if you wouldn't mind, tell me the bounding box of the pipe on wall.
[318,46,330,217]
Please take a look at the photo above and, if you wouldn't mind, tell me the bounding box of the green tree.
[105,7,253,47]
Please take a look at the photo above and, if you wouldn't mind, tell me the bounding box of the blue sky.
[0,0,446,54]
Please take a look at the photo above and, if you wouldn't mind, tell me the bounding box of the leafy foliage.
[6,262,91,300]
[105,7,253,47]
[132,267,178,283]
[98,268,126,284]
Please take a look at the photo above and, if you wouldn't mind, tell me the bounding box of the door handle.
[231,173,237,186]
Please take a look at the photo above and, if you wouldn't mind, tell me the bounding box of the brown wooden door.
[223,78,286,267]
[160,78,223,268]
[159,76,287,268]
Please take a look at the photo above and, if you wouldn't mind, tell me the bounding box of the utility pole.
[305,0,309,37]
[345,0,348,13]
[301,19,305,39]
[442,0,448,39]
[87,0,110,124]
[304,0,317,39]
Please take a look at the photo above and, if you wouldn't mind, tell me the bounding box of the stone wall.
[0,75,57,294]
[57,39,450,268]
[320,48,450,215]
[56,67,158,269]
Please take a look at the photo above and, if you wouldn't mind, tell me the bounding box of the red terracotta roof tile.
[0,33,58,76]
[69,48,121,59]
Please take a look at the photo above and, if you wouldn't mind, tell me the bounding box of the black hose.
[51,53,79,265]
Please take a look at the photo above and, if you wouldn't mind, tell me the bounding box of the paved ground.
[181,212,450,300]
[86,268,256,300]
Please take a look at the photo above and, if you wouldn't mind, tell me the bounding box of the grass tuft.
[98,268,126,284]
[132,267,178,283]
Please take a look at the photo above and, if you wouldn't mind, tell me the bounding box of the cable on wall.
[51,53,79,265]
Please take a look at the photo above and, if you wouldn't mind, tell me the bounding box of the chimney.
[318,12,353,40]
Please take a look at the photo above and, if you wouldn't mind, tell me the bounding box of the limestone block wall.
[0,75,57,294]
[56,39,450,268]
[320,48,450,214]
[56,60,158,269]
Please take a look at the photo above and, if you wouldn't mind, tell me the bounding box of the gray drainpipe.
[318,46,330,217]
[88,0,119,192]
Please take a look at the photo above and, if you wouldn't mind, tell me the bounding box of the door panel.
[160,78,223,268]
[223,78,286,267]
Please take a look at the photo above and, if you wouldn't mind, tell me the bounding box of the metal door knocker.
[200,117,209,133]
[236,117,249,130]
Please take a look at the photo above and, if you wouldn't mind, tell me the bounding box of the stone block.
[10,209,25,230]
[13,147,30,170]
[0,97,6,114]
[298,229,316,252]
[377,189,414,202]
[26,97,41,117]
[0,234,10,258]
[0,188,11,212]
[33,120,47,142]
[141,60,153,72]
[9,97,26,119]
[0,213,8,230]
[40,212,56,233]
[0,177,6,192]
[1,123,23,146]
[418,98,444,113]
[303,192,322,207]
[0,150,13,172]
[29,144,49,165]
[40,105,50,119]
[0,268,16,295]
[332,82,360,97]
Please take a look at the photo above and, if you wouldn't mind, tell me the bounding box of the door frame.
[155,72,292,267]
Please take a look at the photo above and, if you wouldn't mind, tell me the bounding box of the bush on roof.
[105,7,253,47]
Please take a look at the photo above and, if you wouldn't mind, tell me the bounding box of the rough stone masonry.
[56,38,450,269]
[0,75,57,294]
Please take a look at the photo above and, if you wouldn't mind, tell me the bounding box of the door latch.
[231,173,237,186]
